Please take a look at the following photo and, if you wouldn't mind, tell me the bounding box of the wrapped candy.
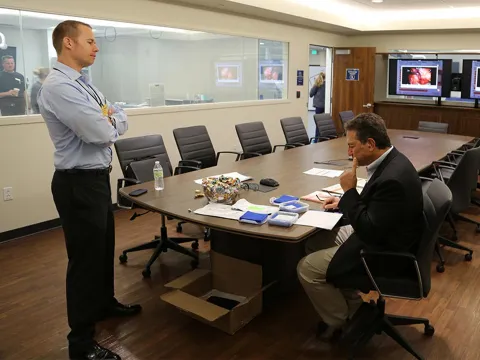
[202,175,241,204]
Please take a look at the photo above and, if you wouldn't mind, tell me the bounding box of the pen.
[322,189,342,197]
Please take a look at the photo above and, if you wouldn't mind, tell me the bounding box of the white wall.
[0,0,346,233]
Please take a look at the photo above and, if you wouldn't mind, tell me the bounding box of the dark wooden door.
[331,47,376,131]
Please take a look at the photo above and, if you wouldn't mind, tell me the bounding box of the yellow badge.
[101,104,108,117]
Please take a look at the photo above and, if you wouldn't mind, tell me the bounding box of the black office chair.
[331,179,452,360]
[428,146,480,272]
[115,135,200,278]
[417,121,448,134]
[173,125,241,168]
[313,113,339,140]
[235,121,295,159]
[280,116,328,145]
[339,110,355,133]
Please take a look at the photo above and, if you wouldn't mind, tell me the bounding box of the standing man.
[0,55,26,116]
[38,20,141,360]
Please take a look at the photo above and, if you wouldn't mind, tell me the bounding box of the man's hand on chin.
[340,157,358,192]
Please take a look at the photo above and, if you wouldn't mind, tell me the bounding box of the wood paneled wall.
[375,102,480,137]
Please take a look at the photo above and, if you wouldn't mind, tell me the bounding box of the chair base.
[339,299,432,360]
[119,215,199,278]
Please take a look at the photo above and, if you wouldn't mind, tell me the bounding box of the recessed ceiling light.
[372,0,383,3]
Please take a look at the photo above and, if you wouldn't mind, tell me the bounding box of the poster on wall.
[308,65,325,111]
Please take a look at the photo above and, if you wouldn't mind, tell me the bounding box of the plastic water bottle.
[153,161,164,190]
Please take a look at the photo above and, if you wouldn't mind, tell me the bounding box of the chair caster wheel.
[191,242,199,250]
[119,254,128,263]
[465,253,473,261]
[424,324,435,337]
[176,225,183,233]
[436,264,445,273]
[191,260,199,269]
[142,268,151,278]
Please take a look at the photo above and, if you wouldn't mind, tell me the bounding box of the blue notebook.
[273,195,299,204]
[239,211,269,225]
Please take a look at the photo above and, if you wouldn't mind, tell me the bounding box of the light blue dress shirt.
[38,62,128,170]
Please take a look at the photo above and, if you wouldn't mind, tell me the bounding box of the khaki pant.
[297,225,363,328]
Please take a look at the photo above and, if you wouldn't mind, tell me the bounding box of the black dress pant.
[314,106,325,142]
[51,169,115,351]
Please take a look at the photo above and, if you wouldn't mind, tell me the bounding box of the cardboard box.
[160,251,264,335]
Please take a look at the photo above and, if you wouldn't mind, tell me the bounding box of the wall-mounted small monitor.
[388,59,452,97]
[215,62,242,86]
[461,60,480,99]
[259,61,284,84]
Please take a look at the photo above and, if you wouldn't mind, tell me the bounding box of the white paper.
[295,210,343,230]
[303,168,344,178]
[194,172,252,185]
[231,199,279,214]
[193,203,244,220]
[322,178,368,195]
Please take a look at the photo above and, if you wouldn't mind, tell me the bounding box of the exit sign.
[311,49,318,55]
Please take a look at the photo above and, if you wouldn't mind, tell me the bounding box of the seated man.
[297,113,424,341]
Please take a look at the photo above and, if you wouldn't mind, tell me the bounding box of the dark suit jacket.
[326,147,424,283]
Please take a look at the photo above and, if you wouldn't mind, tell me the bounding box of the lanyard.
[53,68,105,108]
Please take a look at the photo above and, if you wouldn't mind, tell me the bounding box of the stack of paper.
[193,203,244,220]
[231,199,278,214]
[194,172,252,185]
[303,168,344,178]
[322,178,368,195]
[295,210,343,230]
[301,190,336,203]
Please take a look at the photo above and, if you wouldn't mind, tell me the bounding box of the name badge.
[101,104,108,117]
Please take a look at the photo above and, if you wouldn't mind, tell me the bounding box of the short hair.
[345,113,391,149]
[2,55,13,63]
[52,20,92,55]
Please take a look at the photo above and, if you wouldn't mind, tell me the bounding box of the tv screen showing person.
[395,60,443,97]
[260,64,284,83]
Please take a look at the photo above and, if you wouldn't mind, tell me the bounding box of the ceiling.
[154,0,480,34]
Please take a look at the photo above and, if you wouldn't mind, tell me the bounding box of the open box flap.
[211,251,262,296]
[161,290,229,322]
[164,269,211,290]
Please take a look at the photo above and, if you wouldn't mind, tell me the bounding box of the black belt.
[56,165,112,176]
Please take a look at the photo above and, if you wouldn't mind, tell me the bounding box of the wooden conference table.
[120,129,473,288]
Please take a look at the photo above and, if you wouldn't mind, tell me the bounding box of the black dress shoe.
[70,343,121,360]
[103,302,142,319]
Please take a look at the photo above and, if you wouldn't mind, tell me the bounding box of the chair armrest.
[273,144,296,152]
[420,176,433,182]
[117,178,141,188]
[174,165,202,175]
[360,249,423,299]
[116,178,142,210]
[432,160,457,168]
[178,160,202,168]
[240,152,263,160]
[286,142,306,147]
[216,151,242,162]
[309,136,332,143]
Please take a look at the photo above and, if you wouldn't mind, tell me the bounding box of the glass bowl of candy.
[202,175,241,204]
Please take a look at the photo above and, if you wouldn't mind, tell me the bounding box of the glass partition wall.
[0,8,289,117]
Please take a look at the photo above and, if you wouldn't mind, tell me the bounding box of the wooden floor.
[2,208,480,360]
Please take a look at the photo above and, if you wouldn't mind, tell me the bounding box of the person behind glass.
[30,67,50,114]
[297,113,424,342]
[0,55,26,116]
[310,72,326,142]
[37,20,141,360]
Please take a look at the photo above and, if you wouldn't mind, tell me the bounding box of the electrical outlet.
[3,187,13,201]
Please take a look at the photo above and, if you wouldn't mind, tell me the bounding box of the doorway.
[307,45,333,138]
